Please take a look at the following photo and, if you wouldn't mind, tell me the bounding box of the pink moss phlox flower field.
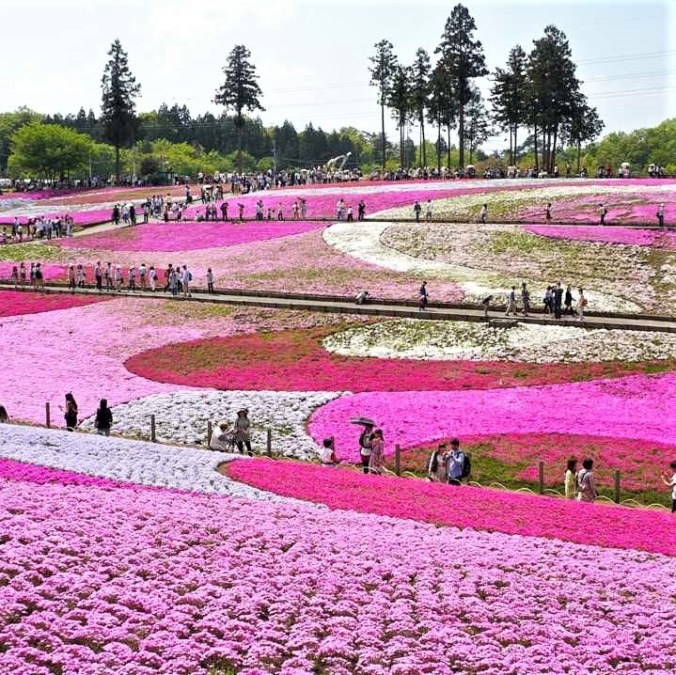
[182,181,548,220]
[0,290,108,317]
[0,299,202,422]
[308,373,676,461]
[525,224,676,249]
[57,220,325,252]
[226,458,676,557]
[1,470,675,674]
[0,457,129,489]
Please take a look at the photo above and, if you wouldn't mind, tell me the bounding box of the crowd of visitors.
[500,282,587,321]
[1,215,75,244]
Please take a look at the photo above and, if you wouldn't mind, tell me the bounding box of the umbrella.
[350,417,375,427]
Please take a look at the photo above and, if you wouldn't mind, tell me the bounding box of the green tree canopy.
[8,123,93,179]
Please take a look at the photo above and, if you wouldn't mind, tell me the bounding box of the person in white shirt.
[182,265,191,297]
[319,438,338,465]
[662,461,676,513]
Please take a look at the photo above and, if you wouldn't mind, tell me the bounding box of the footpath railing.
[13,404,672,512]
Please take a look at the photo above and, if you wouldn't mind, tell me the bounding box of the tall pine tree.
[369,40,398,170]
[490,45,528,165]
[100,39,141,183]
[410,48,431,168]
[214,45,264,173]
[435,4,488,170]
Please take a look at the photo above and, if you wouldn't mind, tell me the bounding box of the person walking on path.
[657,202,665,229]
[418,281,428,311]
[413,201,422,222]
[94,399,113,436]
[505,286,518,316]
[182,265,192,297]
[598,203,607,226]
[234,409,253,456]
[481,295,493,318]
[577,288,587,321]
[445,438,465,486]
[662,461,676,513]
[577,458,598,502]
[553,282,564,319]
[564,285,575,315]
[545,203,552,225]
[425,200,433,221]
[94,262,103,292]
[564,457,577,499]
[368,429,384,475]
[521,283,531,316]
[206,268,214,293]
[479,203,488,224]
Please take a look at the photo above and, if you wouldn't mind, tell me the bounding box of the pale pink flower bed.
[309,373,676,463]
[0,208,111,226]
[57,220,325,252]
[226,458,676,556]
[1,462,674,674]
[525,224,676,249]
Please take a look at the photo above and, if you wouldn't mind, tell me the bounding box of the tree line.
[2,4,675,182]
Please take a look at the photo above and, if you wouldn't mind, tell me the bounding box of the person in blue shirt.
[445,438,465,486]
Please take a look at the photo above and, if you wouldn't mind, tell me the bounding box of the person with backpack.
[577,458,598,503]
[445,438,466,486]
[94,399,113,436]
[428,443,448,482]
[358,423,374,474]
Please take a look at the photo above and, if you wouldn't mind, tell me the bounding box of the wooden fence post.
[613,470,621,504]
[538,461,545,495]
[395,444,401,476]
[207,421,213,448]
[266,428,272,456]
[45,402,51,429]
[150,414,156,443]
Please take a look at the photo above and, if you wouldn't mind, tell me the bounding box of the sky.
[2,0,675,152]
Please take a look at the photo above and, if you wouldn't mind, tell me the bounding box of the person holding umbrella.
[351,417,375,474]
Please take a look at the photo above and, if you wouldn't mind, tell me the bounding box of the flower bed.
[323,318,676,364]
[226,458,676,556]
[2,459,674,674]
[0,290,109,317]
[0,425,272,500]
[58,220,326,252]
[123,326,674,393]
[525,224,676,249]
[308,372,676,462]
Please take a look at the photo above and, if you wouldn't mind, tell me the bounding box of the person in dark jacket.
[95,399,113,436]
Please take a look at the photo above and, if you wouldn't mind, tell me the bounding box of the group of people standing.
[503,282,587,321]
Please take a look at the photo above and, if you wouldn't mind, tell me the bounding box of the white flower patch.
[323,221,642,313]
[322,319,676,364]
[0,424,290,501]
[79,390,342,460]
